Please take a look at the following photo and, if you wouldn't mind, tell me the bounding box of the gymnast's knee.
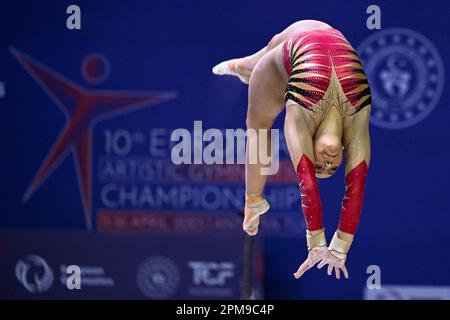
[246,114,274,130]
[267,33,281,50]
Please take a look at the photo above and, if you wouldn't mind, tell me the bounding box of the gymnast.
[213,20,371,280]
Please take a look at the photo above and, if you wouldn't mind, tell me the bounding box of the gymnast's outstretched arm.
[318,106,371,279]
[283,102,330,279]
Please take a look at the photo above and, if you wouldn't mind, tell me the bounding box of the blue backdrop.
[1,0,449,299]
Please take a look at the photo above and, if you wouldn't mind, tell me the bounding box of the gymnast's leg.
[212,19,331,83]
[242,45,286,235]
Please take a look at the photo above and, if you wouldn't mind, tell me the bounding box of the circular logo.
[15,255,54,294]
[357,28,444,129]
[136,256,180,299]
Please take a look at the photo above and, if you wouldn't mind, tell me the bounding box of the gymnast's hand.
[293,245,328,279]
[317,250,349,280]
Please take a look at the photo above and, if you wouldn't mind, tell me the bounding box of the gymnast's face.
[313,134,343,179]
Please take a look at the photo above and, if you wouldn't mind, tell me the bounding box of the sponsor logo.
[187,261,235,298]
[15,255,54,293]
[189,261,234,286]
[15,255,114,294]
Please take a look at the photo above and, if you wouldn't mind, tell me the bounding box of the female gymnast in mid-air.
[212,20,371,280]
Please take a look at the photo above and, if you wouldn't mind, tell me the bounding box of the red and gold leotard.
[283,27,371,115]
[283,27,371,237]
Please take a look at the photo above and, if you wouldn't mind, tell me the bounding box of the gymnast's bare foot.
[212,58,252,84]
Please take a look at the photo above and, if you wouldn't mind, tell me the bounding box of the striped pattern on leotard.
[284,28,371,114]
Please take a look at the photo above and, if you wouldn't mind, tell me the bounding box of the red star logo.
[11,47,176,229]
